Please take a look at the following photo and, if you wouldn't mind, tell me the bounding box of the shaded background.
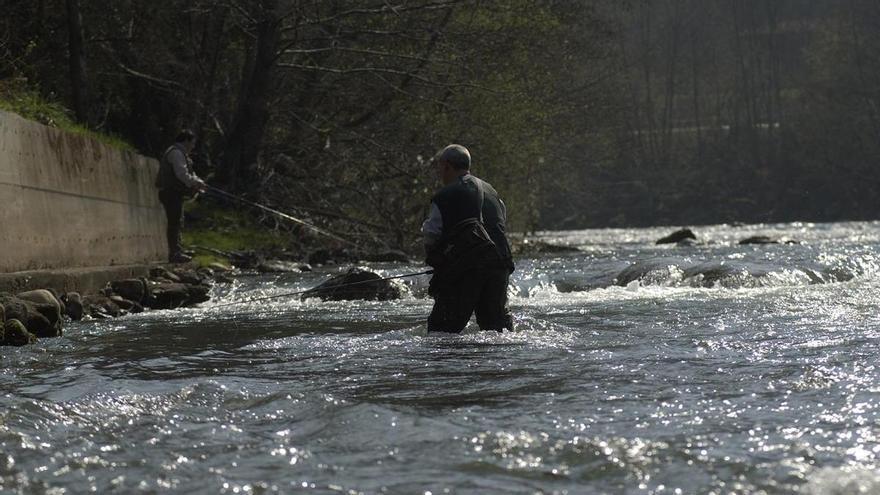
[2,0,879,244]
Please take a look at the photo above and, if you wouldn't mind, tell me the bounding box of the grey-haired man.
[422,144,514,333]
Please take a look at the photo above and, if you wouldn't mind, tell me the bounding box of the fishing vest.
[428,174,514,276]
[155,145,193,196]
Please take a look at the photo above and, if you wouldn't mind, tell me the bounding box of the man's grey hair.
[435,144,471,170]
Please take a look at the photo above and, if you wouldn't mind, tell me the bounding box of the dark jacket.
[156,145,196,196]
[427,174,514,279]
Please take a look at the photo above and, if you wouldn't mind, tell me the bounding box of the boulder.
[145,282,190,309]
[614,258,682,286]
[149,267,181,282]
[110,279,147,304]
[82,294,123,318]
[656,228,697,245]
[0,292,60,338]
[3,319,35,346]
[145,282,211,309]
[61,292,84,321]
[738,235,799,245]
[302,268,401,301]
[109,295,135,311]
[185,284,211,305]
[739,235,778,245]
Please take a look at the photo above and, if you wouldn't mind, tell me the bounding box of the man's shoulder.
[163,145,185,160]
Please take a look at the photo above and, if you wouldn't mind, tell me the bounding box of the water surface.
[2,221,880,494]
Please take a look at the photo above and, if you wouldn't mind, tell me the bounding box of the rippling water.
[3,221,880,494]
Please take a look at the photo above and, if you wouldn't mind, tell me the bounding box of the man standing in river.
[422,144,514,333]
[156,129,207,263]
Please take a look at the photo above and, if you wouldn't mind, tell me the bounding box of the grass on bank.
[182,197,299,267]
[0,78,134,151]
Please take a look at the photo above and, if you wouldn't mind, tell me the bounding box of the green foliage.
[0,79,135,151]
[182,199,297,264]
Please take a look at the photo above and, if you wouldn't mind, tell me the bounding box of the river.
[2,221,880,494]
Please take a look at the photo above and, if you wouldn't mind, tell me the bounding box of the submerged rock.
[656,228,697,245]
[614,258,683,286]
[739,235,778,245]
[301,268,401,301]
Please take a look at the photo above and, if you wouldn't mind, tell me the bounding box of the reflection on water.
[2,221,880,493]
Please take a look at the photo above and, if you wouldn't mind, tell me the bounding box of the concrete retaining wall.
[0,110,166,272]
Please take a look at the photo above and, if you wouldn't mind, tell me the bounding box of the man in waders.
[422,144,515,333]
[156,129,207,263]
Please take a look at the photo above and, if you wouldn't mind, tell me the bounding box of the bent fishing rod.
[209,269,434,309]
[204,185,358,248]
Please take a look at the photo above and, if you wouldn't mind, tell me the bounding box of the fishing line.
[209,269,434,309]
[205,185,359,247]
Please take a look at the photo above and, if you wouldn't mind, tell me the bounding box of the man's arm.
[421,202,443,247]
[168,148,206,190]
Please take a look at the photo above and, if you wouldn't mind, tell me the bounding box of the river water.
[2,221,880,494]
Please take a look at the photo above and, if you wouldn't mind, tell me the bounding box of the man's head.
[433,144,471,185]
[175,129,197,152]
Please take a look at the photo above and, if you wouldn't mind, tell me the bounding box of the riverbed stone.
[739,235,778,245]
[109,295,135,312]
[0,293,60,338]
[149,267,181,282]
[110,279,147,304]
[146,282,190,309]
[3,319,35,346]
[301,268,401,301]
[656,228,697,245]
[62,292,84,321]
[83,294,122,318]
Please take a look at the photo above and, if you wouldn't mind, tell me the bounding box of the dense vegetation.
[1,1,879,251]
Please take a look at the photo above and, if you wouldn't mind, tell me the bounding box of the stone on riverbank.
[0,292,60,338]
[110,279,147,304]
[3,319,36,346]
[17,289,64,334]
[61,292,84,321]
[83,294,123,318]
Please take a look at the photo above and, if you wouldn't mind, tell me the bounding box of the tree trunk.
[220,0,281,195]
[66,0,89,124]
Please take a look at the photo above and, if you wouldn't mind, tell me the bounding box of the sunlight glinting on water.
[3,221,880,493]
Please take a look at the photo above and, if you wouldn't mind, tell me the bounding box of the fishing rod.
[204,185,359,248]
[209,269,434,309]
